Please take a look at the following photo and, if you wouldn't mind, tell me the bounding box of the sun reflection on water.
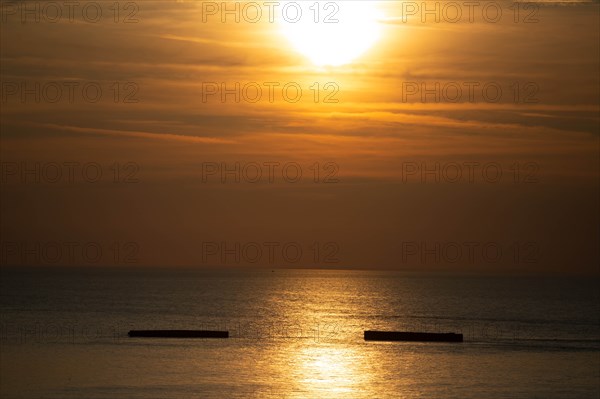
[291,344,371,398]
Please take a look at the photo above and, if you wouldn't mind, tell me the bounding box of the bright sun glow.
[278,1,382,66]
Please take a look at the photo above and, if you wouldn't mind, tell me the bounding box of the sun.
[278,1,382,67]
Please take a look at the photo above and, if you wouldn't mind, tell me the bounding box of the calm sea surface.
[1,268,599,398]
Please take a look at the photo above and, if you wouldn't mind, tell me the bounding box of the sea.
[1,267,599,398]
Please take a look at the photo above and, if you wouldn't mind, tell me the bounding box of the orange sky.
[1,1,598,273]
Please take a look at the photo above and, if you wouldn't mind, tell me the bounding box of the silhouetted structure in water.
[128,330,229,338]
[364,330,463,342]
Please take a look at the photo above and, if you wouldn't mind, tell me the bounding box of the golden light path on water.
[1,270,599,398]
[295,345,367,397]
